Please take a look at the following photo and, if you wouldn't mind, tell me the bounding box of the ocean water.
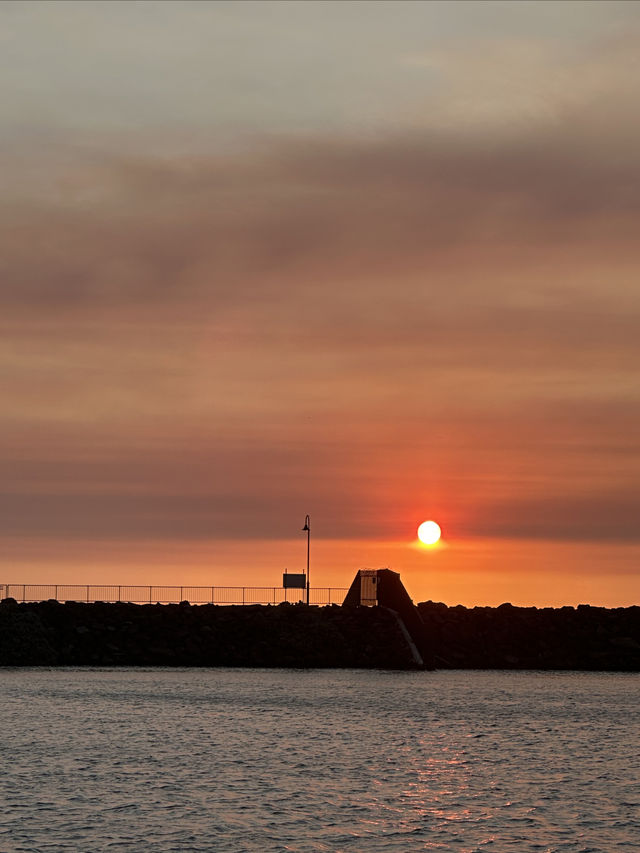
[1,669,638,852]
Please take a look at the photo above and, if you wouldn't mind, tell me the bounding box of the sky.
[2,0,640,607]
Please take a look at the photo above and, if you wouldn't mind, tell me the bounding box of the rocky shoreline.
[1,597,638,670]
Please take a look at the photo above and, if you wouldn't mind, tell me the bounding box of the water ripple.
[0,669,638,851]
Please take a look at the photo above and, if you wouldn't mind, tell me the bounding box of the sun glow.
[417,520,442,546]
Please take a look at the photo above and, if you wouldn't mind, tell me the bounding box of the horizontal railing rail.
[0,583,348,606]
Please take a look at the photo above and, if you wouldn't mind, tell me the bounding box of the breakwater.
[0,599,419,669]
[419,601,640,671]
[0,598,638,670]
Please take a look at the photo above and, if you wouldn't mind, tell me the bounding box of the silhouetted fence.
[0,584,347,606]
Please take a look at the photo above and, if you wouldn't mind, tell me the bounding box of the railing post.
[55,584,58,602]
[242,587,245,605]
[149,586,152,604]
[118,585,121,602]
[23,584,26,603]
[211,586,214,604]
[180,586,183,602]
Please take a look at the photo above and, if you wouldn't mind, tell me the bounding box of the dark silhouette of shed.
[343,569,434,669]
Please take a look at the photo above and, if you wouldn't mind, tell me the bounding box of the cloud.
[475,488,640,544]
[2,95,640,311]
[2,19,640,554]
[2,1,639,143]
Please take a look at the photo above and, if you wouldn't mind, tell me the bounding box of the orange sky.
[1,2,639,607]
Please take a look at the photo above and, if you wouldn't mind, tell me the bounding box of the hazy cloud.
[1,1,639,587]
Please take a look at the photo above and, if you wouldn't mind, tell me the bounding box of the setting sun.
[417,520,442,545]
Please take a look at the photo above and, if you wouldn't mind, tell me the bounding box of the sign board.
[283,573,306,589]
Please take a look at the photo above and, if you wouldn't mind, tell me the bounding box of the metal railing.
[0,583,348,606]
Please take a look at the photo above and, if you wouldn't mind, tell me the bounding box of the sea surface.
[1,669,638,852]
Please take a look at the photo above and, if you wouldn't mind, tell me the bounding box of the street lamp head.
[302,514,310,531]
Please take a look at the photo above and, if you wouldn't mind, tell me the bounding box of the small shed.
[343,568,411,609]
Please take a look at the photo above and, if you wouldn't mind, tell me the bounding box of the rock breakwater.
[418,601,640,670]
[0,599,419,668]
[0,598,638,669]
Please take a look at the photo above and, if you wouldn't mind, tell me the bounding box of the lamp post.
[302,514,310,605]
